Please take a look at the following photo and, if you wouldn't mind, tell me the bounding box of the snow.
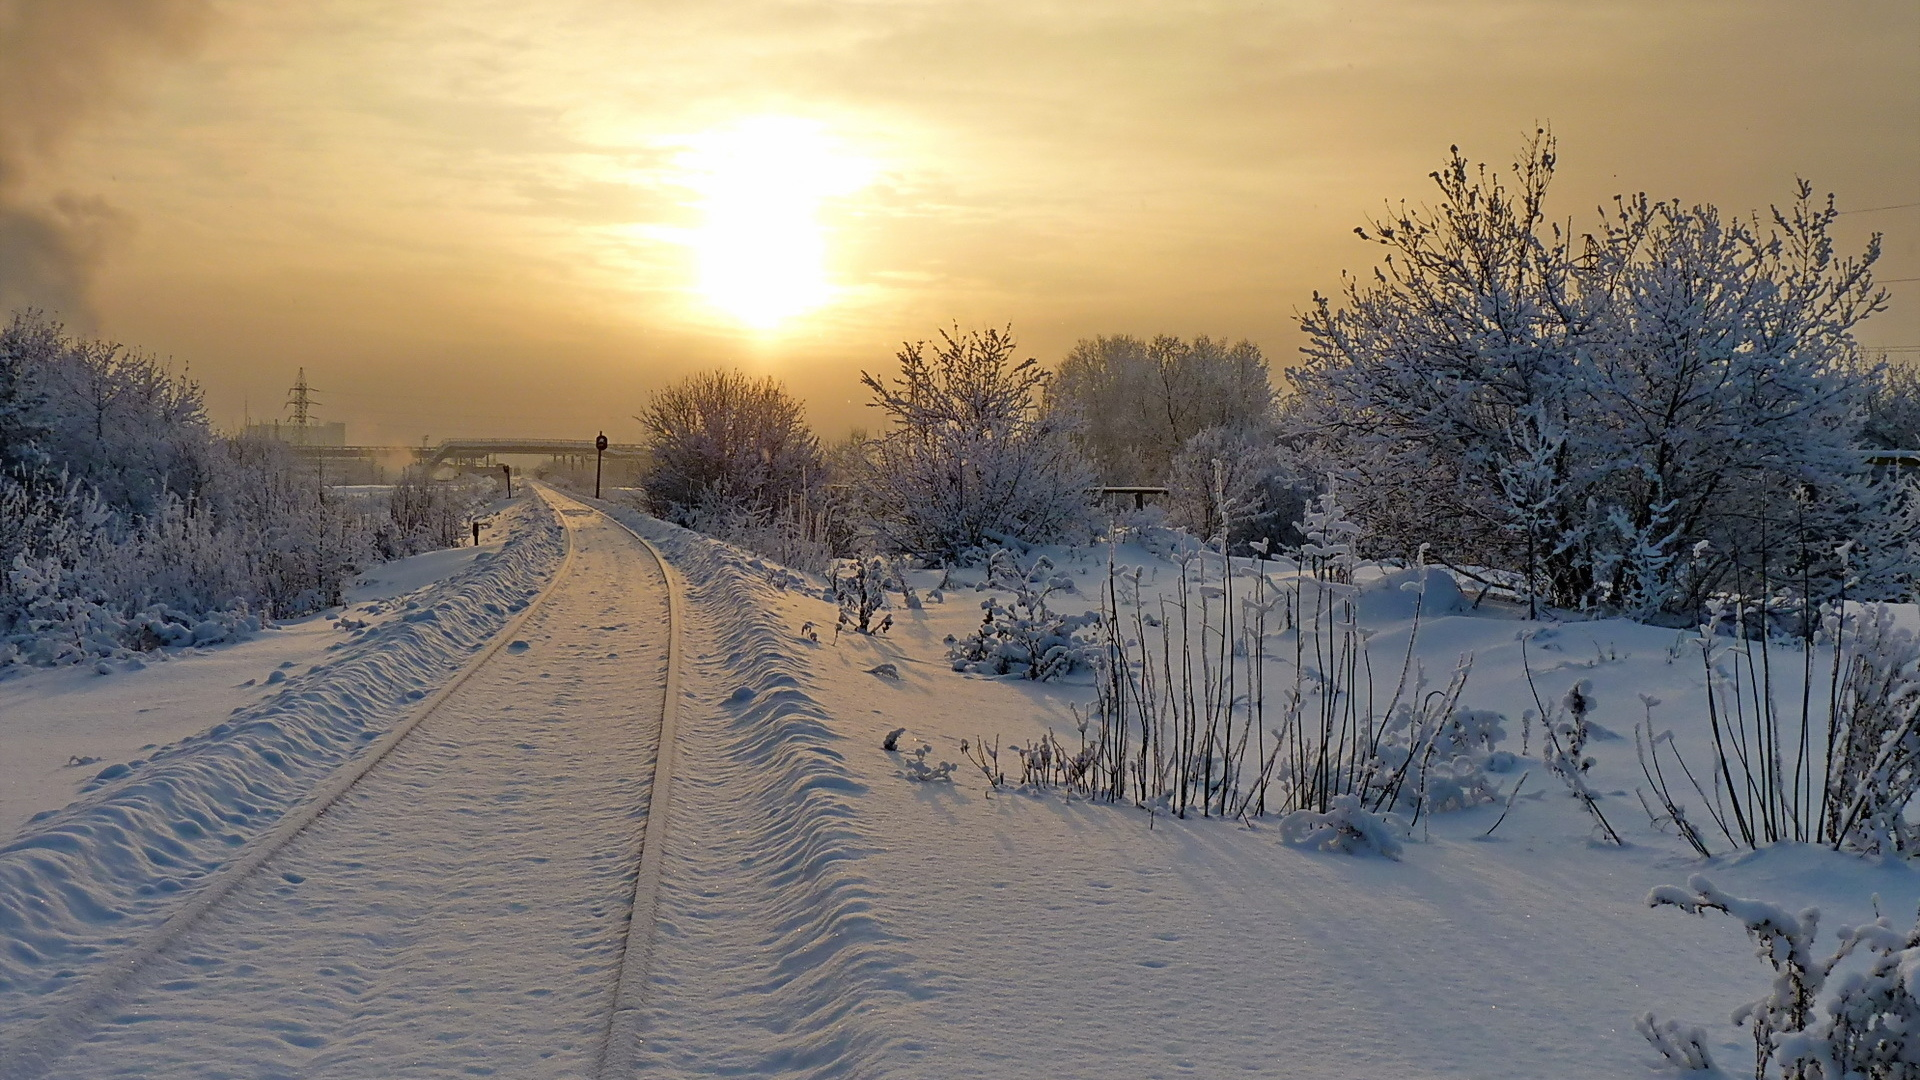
[0,496,564,1040]
[597,505,927,1076]
[748,542,1920,1078]
[31,492,664,1077]
[2,502,1915,1077]
[0,511,520,842]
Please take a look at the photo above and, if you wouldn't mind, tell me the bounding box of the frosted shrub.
[381,468,485,558]
[0,316,475,668]
[638,369,822,525]
[945,553,1099,680]
[1361,661,1510,816]
[1049,333,1276,494]
[1647,875,1920,1079]
[1288,133,1902,619]
[1638,600,1920,857]
[1783,907,1920,1079]
[1163,426,1307,552]
[1822,607,1920,856]
[1277,794,1404,859]
[855,326,1095,559]
[1525,666,1624,844]
[1635,1013,1716,1072]
[832,557,889,635]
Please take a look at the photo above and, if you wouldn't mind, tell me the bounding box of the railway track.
[1,486,684,1079]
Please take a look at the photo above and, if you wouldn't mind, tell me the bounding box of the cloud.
[0,0,211,324]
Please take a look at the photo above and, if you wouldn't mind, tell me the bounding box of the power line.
[1840,201,1920,215]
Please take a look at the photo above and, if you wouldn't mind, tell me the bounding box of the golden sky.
[6,0,1917,443]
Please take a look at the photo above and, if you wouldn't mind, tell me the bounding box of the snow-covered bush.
[1163,425,1310,553]
[853,326,1095,559]
[1,313,215,516]
[638,368,822,526]
[0,313,477,668]
[1784,906,1920,1079]
[1,434,377,665]
[1288,131,1903,619]
[1646,875,1920,1079]
[1049,333,1275,486]
[1368,696,1509,816]
[1277,794,1404,859]
[1050,334,1309,552]
[1525,671,1624,844]
[380,467,485,559]
[1822,606,1920,856]
[1635,1013,1716,1072]
[946,552,1099,680]
[1637,601,1920,857]
[1861,357,1920,451]
[832,556,889,635]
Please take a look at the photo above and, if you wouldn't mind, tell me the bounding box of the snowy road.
[31,491,675,1078]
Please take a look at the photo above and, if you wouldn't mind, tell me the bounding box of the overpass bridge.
[287,438,648,481]
[413,438,647,472]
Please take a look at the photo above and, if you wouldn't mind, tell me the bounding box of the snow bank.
[0,498,565,1025]
[601,505,923,1075]
[1356,563,1468,622]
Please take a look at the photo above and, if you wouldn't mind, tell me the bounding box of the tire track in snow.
[0,497,567,1049]
[592,498,684,1079]
[3,488,678,1078]
[599,509,928,1079]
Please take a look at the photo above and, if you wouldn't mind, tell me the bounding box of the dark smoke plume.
[0,0,211,325]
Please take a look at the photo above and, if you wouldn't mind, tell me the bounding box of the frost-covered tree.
[1289,131,1898,616]
[1577,189,1890,612]
[0,314,471,666]
[856,326,1094,559]
[0,315,54,475]
[1050,334,1275,485]
[380,465,479,558]
[1163,425,1308,551]
[638,369,822,526]
[1291,133,1586,597]
[0,312,213,513]
[1861,356,1920,451]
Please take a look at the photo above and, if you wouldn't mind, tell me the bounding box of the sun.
[680,118,871,330]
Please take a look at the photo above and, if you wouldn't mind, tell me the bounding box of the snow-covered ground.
[33,494,670,1078]
[1,501,1914,1077]
[0,496,564,1041]
[0,509,520,841]
[690,536,1920,1078]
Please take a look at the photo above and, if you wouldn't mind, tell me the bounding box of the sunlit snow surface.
[2,504,1916,1078]
[755,542,1920,1079]
[0,499,566,1032]
[39,498,667,1077]
[0,518,526,841]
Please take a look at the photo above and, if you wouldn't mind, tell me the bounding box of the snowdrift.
[0,498,565,1026]
[602,506,926,1077]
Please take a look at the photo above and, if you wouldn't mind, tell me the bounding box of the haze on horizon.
[1,0,1914,446]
